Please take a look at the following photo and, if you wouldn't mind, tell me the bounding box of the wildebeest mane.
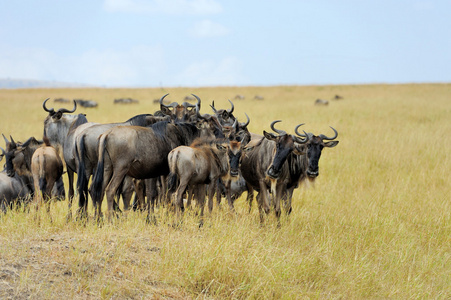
[125,114,153,126]
[68,114,88,132]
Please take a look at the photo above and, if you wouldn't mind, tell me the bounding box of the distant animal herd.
[1,93,340,225]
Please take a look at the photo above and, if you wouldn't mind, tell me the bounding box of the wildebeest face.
[306,137,338,178]
[264,121,308,179]
[264,132,295,179]
[227,141,242,177]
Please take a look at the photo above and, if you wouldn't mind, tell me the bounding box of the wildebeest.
[234,94,245,100]
[91,121,205,222]
[114,98,139,104]
[43,98,95,218]
[210,100,235,127]
[168,137,243,221]
[240,120,308,223]
[54,98,70,103]
[76,113,170,214]
[75,99,98,108]
[0,147,31,212]
[3,135,65,201]
[281,125,339,215]
[254,95,264,100]
[29,138,64,216]
[159,93,200,122]
[315,99,329,106]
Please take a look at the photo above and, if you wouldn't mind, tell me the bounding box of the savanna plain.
[0,84,450,299]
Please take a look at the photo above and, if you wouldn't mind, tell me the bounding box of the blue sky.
[0,0,449,87]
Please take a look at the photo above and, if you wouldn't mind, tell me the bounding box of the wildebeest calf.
[168,138,242,222]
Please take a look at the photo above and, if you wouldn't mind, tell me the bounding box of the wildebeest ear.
[263,130,277,141]
[323,141,339,148]
[243,145,254,153]
[216,144,227,152]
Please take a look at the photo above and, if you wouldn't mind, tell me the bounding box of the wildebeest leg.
[44,178,56,223]
[66,169,75,221]
[132,179,145,211]
[78,169,92,217]
[206,182,216,214]
[158,175,167,207]
[196,184,206,227]
[283,187,294,215]
[274,184,285,226]
[175,177,189,220]
[245,182,254,213]
[146,177,158,225]
[105,168,127,222]
[186,186,194,209]
[225,179,235,212]
[258,180,270,215]
[120,176,135,211]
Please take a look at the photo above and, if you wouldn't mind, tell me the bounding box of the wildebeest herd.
[0,94,339,225]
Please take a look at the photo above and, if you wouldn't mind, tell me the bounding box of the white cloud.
[188,20,230,38]
[175,57,246,86]
[0,45,166,87]
[103,0,223,15]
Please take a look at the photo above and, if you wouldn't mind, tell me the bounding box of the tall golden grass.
[0,84,450,299]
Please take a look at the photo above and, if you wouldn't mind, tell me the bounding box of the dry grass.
[1,83,450,299]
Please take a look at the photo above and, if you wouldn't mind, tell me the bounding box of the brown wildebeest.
[159,93,200,122]
[168,137,243,223]
[7,137,64,219]
[91,121,204,223]
[240,120,308,224]
[30,138,64,217]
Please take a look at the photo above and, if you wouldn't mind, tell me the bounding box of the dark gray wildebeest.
[43,98,95,218]
[75,113,170,215]
[280,125,339,215]
[3,135,65,202]
[314,99,329,106]
[114,98,139,104]
[210,99,236,127]
[158,93,200,122]
[74,99,98,108]
[91,121,204,223]
[240,120,308,224]
[0,147,31,212]
[168,137,243,223]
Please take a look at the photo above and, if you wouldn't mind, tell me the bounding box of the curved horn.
[9,135,16,149]
[3,133,9,145]
[241,113,250,128]
[319,126,338,140]
[270,120,286,135]
[210,101,218,114]
[159,93,170,107]
[227,99,234,114]
[293,124,309,143]
[57,100,77,114]
[192,94,201,109]
[42,98,55,114]
[294,123,307,138]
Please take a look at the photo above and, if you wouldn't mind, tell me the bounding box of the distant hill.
[0,78,91,89]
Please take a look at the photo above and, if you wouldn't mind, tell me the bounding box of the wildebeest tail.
[76,135,89,207]
[167,172,178,193]
[38,155,47,194]
[91,134,107,204]
[167,150,178,193]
